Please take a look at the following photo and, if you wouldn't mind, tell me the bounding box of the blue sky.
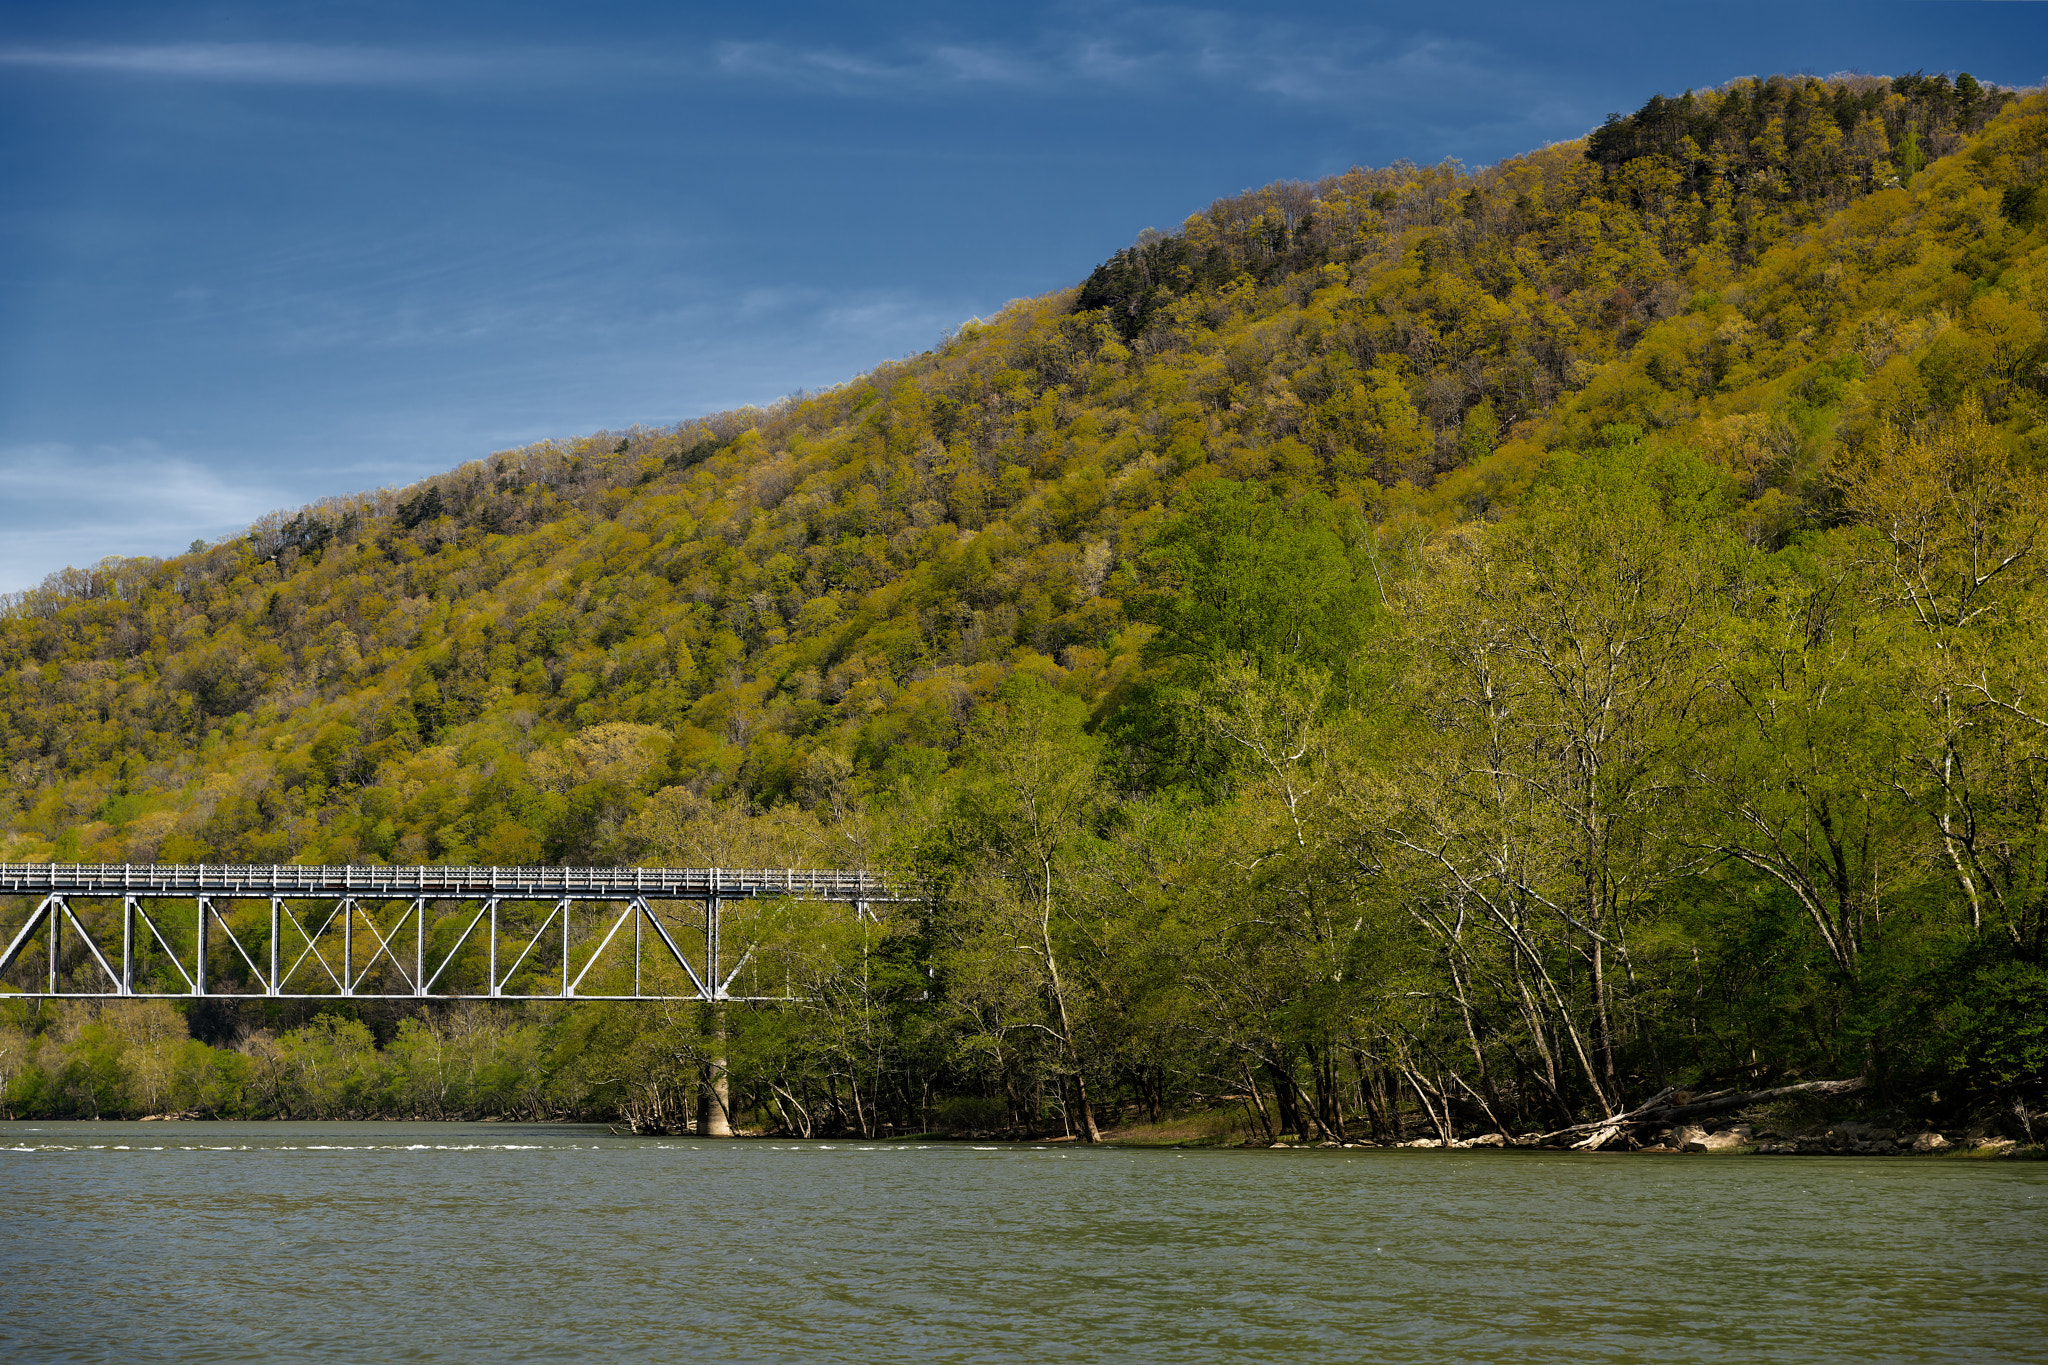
[1,1,2043,590]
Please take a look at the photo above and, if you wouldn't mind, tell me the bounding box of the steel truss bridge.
[0,863,909,1002]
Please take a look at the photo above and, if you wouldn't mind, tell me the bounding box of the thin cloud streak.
[709,9,1549,119]
[0,41,507,86]
[0,442,293,589]
[0,277,978,590]
[0,15,1551,122]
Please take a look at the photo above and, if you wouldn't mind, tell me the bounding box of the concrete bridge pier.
[698,1002,732,1137]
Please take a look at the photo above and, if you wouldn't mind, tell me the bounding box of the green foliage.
[1946,961,2048,1096]
[1130,480,1376,679]
[4,75,2048,1140]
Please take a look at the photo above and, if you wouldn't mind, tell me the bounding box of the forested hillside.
[4,72,2046,1146]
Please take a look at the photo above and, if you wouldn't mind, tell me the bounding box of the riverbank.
[95,1110,2048,1159]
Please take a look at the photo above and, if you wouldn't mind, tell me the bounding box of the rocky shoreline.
[1249,1119,2037,1157]
[114,1109,2042,1156]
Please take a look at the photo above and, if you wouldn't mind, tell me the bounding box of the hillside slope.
[4,72,2046,1141]
[3,71,2027,867]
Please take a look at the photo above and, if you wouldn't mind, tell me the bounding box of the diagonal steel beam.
[133,901,198,993]
[57,899,122,993]
[343,897,417,994]
[567,900,640,996]
[279,902,347,993]
[718,944,757,998]
[0,895,55,976]
[636,900,712,999]
[202,897,270,993]
[491,898,565,996]
[423,898,495,993]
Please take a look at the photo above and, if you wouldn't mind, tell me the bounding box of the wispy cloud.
[0,41,507,86]
[713,39,1061,93]
[0,442,291,591]
[0,14,1548,123]
[709,7,1539,116]
[0,273,985,593]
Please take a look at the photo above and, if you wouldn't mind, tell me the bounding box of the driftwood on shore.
[1525,1077,1866,1150]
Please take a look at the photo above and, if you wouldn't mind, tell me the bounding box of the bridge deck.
[0,862,906,900]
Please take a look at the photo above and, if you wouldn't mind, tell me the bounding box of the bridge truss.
[0,863,909,1002]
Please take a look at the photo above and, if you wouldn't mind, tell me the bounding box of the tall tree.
[1391,439,1734,1112]
[1839,403,2048,960]
[940,675,1111,1140]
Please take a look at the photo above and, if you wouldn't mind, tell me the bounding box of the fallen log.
[1521,1087,1676,1146]
[1649,1076,1864,1123]
[1522,1077,1866,1148]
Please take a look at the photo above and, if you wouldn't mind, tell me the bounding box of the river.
[1,1121,2041,1363]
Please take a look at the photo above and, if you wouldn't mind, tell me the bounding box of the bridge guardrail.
[0,862,913,901]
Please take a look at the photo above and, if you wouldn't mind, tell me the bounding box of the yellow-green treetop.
[1,73,2039,872]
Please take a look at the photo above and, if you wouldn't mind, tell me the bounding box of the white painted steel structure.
[0,863,908,1002]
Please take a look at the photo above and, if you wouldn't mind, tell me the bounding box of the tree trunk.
[1400,1064,1452,1145]
[1266,1058,1302,1139]
[1242,1062,1275,1141]
[1306,1041,1346,1140]
[1073,1071,1102,1142]
[1351,1051,1395,1142]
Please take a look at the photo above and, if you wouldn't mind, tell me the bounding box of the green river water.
[1,1121,2041,1363]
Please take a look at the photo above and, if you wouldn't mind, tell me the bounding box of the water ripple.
[0,1120,2041,1365]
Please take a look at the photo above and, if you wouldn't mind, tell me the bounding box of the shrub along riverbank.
[3,994,2034,1158]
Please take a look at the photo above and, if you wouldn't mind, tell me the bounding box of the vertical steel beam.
[634,899,643,998]
[269,898,281,995]
[48,894,61,994]
[122,896,134,996]
[707,893,721,1001]
[343,897,353,995]
[195,895,207,995]
[488,898,499,997]
[560,897,571,996]
[415,897,426,998]
[707,867,722,1000]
